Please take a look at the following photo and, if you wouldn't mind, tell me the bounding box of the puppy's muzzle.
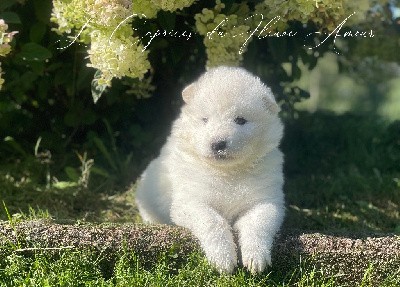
[211,140,227,152]
[211,140,228,159]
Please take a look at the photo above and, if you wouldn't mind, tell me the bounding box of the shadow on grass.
[0,111,399,233]
[282,111,400,233]
[0,173,138,223]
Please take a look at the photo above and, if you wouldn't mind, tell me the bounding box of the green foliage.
[1,0,399,190]
[17,42,52,61]
[0,1,160,190]
[92,70,108,104]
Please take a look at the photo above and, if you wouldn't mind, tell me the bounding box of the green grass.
[1,246,398,286]
[2,247,393,287]
[0,112,399,286]
[282,112,400,233]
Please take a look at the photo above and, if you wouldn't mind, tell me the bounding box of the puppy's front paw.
[203,241,237,274]
[241,246,271,274]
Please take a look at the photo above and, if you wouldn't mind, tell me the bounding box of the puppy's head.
[177,66,283,168]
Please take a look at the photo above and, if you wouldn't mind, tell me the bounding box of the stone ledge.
[0,220,399,285]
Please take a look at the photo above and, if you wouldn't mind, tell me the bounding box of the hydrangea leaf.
[91,70,107,103]
[18,42,52,61]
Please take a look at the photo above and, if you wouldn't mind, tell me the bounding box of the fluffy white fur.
[136,66,285,274]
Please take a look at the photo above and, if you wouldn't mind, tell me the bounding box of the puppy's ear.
[262,97,280,114]
[182,83,196,103]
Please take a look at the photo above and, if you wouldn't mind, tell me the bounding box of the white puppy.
[136,66,284,274]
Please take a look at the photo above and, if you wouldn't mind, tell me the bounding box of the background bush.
[0,0,399,192]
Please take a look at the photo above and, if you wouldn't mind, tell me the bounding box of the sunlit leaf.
[91,70,107,103]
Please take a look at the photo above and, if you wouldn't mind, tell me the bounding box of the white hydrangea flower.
[51,0,89,34]
[0,64,4,90]
[86,0,133,27]
[132,0,196,18]
[195,2,252,68]
[51,0,197,91]
[1,19,18,57]
[88,30,150,86]
[152,0,196,12]
[132,0,160,18]
[0,19,18,90]
[255,0,361,32]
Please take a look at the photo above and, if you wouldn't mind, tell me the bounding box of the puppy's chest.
[171,160,269,219]
[204,174,261,219]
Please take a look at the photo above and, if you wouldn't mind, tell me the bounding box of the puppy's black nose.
[211,140,227,152]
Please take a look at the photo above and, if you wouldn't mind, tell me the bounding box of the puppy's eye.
[201,117,208,123]
[234,117,247,125]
